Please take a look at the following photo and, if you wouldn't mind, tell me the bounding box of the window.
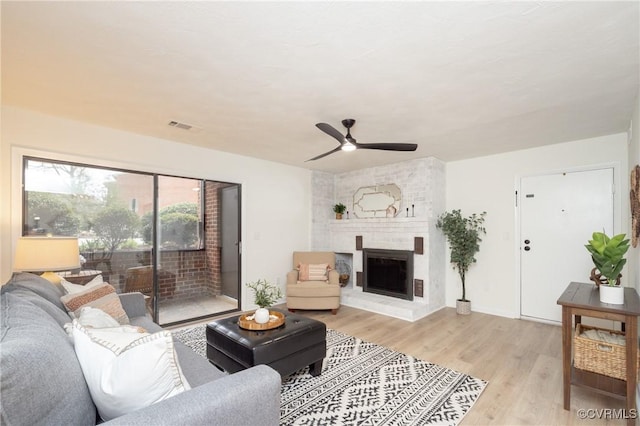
[22,156,241,325]
[23,157,203,251]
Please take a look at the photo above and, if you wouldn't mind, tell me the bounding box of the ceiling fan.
[307,119,418,161]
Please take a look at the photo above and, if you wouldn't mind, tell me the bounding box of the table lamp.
[14,236,81,284]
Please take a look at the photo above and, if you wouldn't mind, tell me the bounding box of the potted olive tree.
[585,232,629,304]
[436,209,487,315]
[333,203,347,220]
[246,279,282,323]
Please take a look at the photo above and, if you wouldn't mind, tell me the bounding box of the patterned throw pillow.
[298,263,330,282]
[60,283,129,325]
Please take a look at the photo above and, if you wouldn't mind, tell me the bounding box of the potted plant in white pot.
[436,209,487,315]
[585,231,629,304]
[333,203,347,220]
[246,279,282,323]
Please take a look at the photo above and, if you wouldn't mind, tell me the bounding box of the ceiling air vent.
[168,120,192,130]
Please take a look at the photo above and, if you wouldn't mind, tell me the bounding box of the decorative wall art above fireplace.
[353,184,402,218]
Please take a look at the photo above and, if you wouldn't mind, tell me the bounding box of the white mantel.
[329,217,430,278]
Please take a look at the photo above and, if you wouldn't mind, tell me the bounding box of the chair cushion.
[286,281,341,298]
[0,292,96,425]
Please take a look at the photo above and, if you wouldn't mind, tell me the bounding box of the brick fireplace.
[311,157,447,322]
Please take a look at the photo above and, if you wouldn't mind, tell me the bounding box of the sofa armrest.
[104,364,281,426]
[286,270,299,285]
[118,292,148,319]
[328,269,339,286]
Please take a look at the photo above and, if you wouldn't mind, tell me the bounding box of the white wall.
[446,133,629,318]
[629,94,640,294]
[0,106,312,310]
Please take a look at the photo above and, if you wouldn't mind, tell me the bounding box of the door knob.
[524,246,531,251]
[524,239,530,244]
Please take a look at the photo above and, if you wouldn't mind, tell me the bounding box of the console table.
[557,282,640,425]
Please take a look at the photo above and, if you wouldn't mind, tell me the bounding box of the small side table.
[557,282,640,426]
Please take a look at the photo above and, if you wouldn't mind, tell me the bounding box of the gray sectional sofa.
[0,272,281,425]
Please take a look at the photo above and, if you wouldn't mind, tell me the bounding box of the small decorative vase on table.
[246,278,283,323]
[254,308,270,324]
[585,232,630,305]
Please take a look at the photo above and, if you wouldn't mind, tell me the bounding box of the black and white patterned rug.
[172,326,487,426]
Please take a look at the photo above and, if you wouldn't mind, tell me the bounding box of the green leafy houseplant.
[436,210,487,302]
[333,203,347,214]
[246,279,283,308]
[585,232,630,287]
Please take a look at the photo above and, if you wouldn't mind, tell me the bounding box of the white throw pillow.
[60,274,103,294]
[77,307,121,328]
[70,320,190,421]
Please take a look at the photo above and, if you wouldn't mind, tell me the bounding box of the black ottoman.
[206,309,326,377]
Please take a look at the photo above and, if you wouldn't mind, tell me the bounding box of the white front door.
[520,168,614,322]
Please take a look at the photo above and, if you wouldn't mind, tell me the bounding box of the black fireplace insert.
[363,248,413,301]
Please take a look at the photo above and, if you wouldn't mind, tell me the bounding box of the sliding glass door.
[22,157,241,325]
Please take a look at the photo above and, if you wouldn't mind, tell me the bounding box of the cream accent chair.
[286,251,341,315]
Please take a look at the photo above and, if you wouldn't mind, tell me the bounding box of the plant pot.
[335,213,343,220]
[254,308,270,324]
[599,285,624,304]
[456,299,471,315]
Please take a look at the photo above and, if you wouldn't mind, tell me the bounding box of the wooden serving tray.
[238,311,285,330]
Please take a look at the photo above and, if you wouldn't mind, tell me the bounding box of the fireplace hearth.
[363,248,414,301]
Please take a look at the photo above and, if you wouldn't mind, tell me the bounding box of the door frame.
[515,161,624,322]
[220,184,242,306]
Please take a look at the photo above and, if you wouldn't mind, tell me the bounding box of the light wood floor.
[175,304,631,425]
[289,305,630,425]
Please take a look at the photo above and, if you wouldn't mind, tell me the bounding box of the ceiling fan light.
[342,141,356,152]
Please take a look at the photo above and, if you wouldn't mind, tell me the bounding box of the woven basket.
[574,324,638,381]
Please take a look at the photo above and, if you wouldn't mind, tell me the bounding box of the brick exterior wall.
[87,249,213,300]
[205,181,226,296]
[84,181,231,304]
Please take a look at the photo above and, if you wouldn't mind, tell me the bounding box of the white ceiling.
[2,1,639,173]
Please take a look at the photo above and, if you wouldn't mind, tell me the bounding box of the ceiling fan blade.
[355,143,418,152]
[306,146,343,162]
[316,123,346,145]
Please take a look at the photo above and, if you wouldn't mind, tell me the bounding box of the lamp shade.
[14,237,81,272]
